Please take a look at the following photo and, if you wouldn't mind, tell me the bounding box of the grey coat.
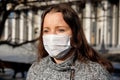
[26,56,112,80]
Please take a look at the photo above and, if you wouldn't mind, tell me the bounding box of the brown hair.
[38,3,113,73]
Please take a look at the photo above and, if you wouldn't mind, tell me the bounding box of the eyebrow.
[56,26,69,28]
[43,27,49,29]
[43,26,68,28]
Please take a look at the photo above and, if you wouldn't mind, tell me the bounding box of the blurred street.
[0,68,26,80]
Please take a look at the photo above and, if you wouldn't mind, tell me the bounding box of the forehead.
[43,12,69,27]
[44,12,64,21]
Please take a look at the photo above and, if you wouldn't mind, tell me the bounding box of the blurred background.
[0,0,120,80]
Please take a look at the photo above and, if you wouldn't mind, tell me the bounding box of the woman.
[26,3,113,80]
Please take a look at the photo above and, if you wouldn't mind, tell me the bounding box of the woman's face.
[43,12,72,36]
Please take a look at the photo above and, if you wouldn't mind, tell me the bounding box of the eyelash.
[43,29,66,33]
[43,30,49,33]
[58,29,65,32]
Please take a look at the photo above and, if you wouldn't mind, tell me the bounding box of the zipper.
[70,69,75,80]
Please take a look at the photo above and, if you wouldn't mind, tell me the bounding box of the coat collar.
[48,55,76,71]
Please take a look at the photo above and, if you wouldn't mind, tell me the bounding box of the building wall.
[1,0,120,49]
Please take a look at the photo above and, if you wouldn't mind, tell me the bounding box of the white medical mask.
[43,34,71,59]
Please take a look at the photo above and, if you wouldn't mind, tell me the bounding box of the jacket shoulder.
[26,56,49,80]
[76,61,112,80]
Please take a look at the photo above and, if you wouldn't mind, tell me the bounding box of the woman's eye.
[58,29,65,32]
[43,29,49,33]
